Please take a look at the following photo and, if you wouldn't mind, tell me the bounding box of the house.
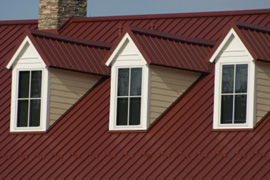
[1,1,270,179]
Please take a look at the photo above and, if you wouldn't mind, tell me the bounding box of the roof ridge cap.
[234,21,270,33]
[28,29,112,49]
[0,19,38,25]
[70,9,270,23]
[129,26,216,46]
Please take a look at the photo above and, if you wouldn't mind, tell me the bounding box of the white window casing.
[107,34,150,130]
[212,29,256,129]
[8,37,50,132]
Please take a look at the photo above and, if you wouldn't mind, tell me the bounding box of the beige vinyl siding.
[150,66,200,123]
[49,68,101,125]
[256,62,270,122]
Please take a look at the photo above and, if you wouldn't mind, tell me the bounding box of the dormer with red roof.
[5,29,111,132]
[209,21,270,130]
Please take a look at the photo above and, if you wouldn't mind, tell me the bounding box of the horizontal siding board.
[256,61,270,123]
[150,65,200,123]
[49,69,101,125]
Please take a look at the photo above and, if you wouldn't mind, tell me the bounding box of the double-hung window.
[117,68,142,126]
[17,70,42,127]
[220,64,247,124]
[213,60,255,129]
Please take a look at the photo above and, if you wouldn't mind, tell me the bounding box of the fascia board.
[6,36,46,69]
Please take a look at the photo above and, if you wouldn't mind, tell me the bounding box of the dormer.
[105,26,214,131]
[209,21,270,130]
[6,29,111,132]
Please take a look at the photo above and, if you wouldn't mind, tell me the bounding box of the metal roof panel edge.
[69,9,270,23]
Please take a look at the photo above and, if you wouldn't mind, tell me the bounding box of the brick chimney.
[38,0,87,30]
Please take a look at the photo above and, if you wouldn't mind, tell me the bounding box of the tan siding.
[150,66,200,123]
[49,68,101,125]
[256,62,270,122]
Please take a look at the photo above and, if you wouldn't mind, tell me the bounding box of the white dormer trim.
[7,36,50,132]
[6,36,46,70]
[106,33,150,131]
[209,28,253,63]
[105,33,147,67]
[210,28,256,130]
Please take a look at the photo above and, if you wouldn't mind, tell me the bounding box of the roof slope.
[1,69,269,179]
[0,20,37,67]
[59,9,270,43]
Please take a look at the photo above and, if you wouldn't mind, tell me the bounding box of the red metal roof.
[1,9,270,179]
[131,26,214,72]
[59,9,270,43]
[0,20,37,68]
[1,70,269,179]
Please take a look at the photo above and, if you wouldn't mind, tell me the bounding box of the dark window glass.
[235,65,248,93]
[129,98,141,125]
[30,100,41,126]
[118,69,129,96]
[17,70,42,128]
[17,100,29,127]
[130,68,142,96]
[222,65,234,93]
[221,95,233,124]
[234,95,247,123]
[117,98,128,125]
[31,71,42,98]
[18,71,30,98]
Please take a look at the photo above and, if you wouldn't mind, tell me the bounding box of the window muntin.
[116,68,142,126]
[220,64,247,124]
[17,70,42,127]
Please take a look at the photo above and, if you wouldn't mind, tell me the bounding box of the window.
[117,68,142,126]
[109,65,149,131]
[17,70,42,127]
[220,64,247,124]
[10,68,49,132]
[213,61,255,129]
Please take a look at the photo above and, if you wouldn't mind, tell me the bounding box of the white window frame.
[10,68,49,132]
[213,59,256,129]
[109,64,150,131]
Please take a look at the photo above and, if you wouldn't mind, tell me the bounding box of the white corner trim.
[209,28,254,63]
[105,33,147,67]
[6,36,46,69]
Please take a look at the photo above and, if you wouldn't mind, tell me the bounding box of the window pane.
[17,100,29,127]
[234,95,247,123]
[235,64,248,93]
[129,98,141,125]
[221,95,233,124]
[130,68,142,96]
[18,71,30,98]
[31,71,42,98]
[30,100,41,126]
[117,98,128,125]
[118,69,129,96]
[222,65,234,93]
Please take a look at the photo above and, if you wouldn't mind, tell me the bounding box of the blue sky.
[0,0,269,20]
